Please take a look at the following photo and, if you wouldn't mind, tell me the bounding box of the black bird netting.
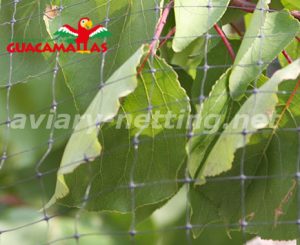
[1,0,300,244]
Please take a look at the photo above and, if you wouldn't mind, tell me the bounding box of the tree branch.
[275,50,299,118]
[137,0,174,76]
[230,0,300,21]
[158,27,176,49]
[282,50,293,64]
[230,23,244,37]
[150,0,174,54]
[214,24,236,61]
[291,10,300,21]
[230,0,256,13]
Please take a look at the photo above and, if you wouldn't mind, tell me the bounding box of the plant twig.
[230,0,256,13]
[214,24,236,61]
[291,10,300,21]
[282,50,293,64]
[230,23,244,37]
[230,0,300,20]
[158,27,176,49]
[280,50,300,109]
[285,79,300,109]
[149,0,174,55]
[137,0,174,76]
[137,52,151,76]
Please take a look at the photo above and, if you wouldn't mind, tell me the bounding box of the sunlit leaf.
[46,46,145,208]
[173,0,230,52]
[229,0,299,100]
[196,59,300,182]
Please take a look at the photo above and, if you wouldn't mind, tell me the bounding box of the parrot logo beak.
[85,20,93,30]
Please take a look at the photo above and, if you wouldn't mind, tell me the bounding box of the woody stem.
[214,24,236,61]
[230,0,300,20]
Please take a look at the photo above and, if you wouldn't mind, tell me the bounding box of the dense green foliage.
[1,0,300,244]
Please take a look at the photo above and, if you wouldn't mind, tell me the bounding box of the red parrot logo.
[54,17,111,54]
[5,17,111,54]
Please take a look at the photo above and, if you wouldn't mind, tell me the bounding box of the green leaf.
[196,59,300,183]
[172,0,231,52]
[191,39,241,105]
[189,187,221,238]
[46,46,145,208]
[187,40,243,177]
[281,0,300,10]
[0,1,54,86]
[187,69,233,177]
[191,91,300,239]
[44,0,160,112]
[151,187,255,242]
[188,72,268,180]
[48,56,191,212]
[171,38,206,78]
[170,28,220,79]
[229,0,300,100]
[187,40,244,177]
[0,0,78,168]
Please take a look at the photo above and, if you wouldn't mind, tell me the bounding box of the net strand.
[0,0,19,170]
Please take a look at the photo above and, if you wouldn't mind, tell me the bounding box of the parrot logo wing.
[54,25,78,43]
[89,26,111,40]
